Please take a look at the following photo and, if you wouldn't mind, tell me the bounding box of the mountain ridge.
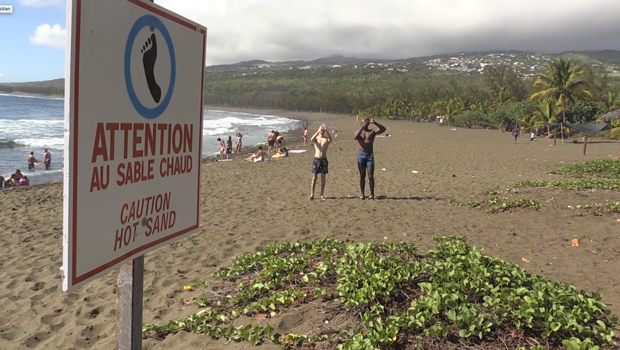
[1,50,619,85]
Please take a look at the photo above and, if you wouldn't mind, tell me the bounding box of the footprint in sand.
[140,33,161,103]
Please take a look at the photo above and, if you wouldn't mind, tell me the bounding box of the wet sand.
[0,110,619,350]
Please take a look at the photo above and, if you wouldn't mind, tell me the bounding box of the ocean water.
[0,94,301,185]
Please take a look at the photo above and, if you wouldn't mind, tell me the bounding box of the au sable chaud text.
[89,122,195,192]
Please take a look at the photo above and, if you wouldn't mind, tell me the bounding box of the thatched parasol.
[598,109,620,122]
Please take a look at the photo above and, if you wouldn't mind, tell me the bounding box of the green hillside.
[1,50,619,120]
[0,78,64,96]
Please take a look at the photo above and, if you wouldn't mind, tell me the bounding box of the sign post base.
[116,256,144,350]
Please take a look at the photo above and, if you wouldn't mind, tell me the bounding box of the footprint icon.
[140,33,161,103]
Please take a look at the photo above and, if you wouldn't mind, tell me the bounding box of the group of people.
[216,129,292,162]
[217,133,243,160]
[244,131,288,162]
[27,149,52,170]
[267,130,286,153]
[0,149,52,189]
[0,169,29,188]
[309,117,386,200]
[214,116,386,200]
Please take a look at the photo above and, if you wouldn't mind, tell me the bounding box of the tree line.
[204,58,620,135]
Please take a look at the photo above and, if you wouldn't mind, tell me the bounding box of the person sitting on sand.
[0,175,6,189]
[6,171,22,187]
[28,152,39,171]
[12,169,23,181]
[276,135,285,150]
[19,176,29,186]
[245,146,266,162]
[235,133,243,154]
[278,145,289,157]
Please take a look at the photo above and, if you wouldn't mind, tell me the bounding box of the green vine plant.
[142,237,619,349]
[568,201,620,216]
[549,159,620,180]
[453,160,620,216]
[450,197,541,214]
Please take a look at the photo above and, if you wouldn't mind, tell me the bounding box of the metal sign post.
[116,256,144,350]
[115,1,153,347]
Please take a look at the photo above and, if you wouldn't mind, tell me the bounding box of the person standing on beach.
[309,124,332,200]
[43,149,51,170]
[267,131,276,153]
[303,123,309,146]
[226,136,233,155]
[217,138,229,160]
[235,133,243,154]
[512,127,520,144]
[28,152,38,171]
[354,116,386,200]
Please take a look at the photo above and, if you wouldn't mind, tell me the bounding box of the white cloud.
[19,0,63,7]
[155,0,620,65]
[29,23,66,49]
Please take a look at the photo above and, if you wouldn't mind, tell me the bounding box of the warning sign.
[62,0,207,291]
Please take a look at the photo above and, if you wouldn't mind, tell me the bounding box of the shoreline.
[2,97,352,184]
[0,91,64,99]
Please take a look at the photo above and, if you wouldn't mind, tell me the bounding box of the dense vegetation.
[0,79,64,96]
[143,237,619,349]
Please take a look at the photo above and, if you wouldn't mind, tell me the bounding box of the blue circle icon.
[124,15,176,119]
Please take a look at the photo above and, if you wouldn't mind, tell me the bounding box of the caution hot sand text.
[115,192,176,251]
[89,122,194,192]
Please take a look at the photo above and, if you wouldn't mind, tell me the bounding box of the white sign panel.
[62,0,207,292]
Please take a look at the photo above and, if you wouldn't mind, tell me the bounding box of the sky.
[2,0,620,82]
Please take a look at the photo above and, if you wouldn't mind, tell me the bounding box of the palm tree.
[530,57,594,143]
[604,91,620,112]
[535,99,561,144]
[470,100,492,114]
[492,87,512,107]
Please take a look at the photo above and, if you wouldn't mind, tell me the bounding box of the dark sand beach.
[0,109,619,350]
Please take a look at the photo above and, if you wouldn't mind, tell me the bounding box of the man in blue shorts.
[309,124,332,200]
[354,116,386,199]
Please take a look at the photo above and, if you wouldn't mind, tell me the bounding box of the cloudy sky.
[2,0,620,82]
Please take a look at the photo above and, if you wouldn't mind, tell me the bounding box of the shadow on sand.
[324,195,442,201]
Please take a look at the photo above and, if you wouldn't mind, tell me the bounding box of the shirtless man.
[28,152,38,171]
[354,116,386,200]
[309,124,332,200]
[267,131,276,153]
[303,123,309,146]
[235,133,243,154]
[43,149,51,170]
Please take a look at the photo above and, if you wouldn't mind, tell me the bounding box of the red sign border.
[70,0,206,287]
